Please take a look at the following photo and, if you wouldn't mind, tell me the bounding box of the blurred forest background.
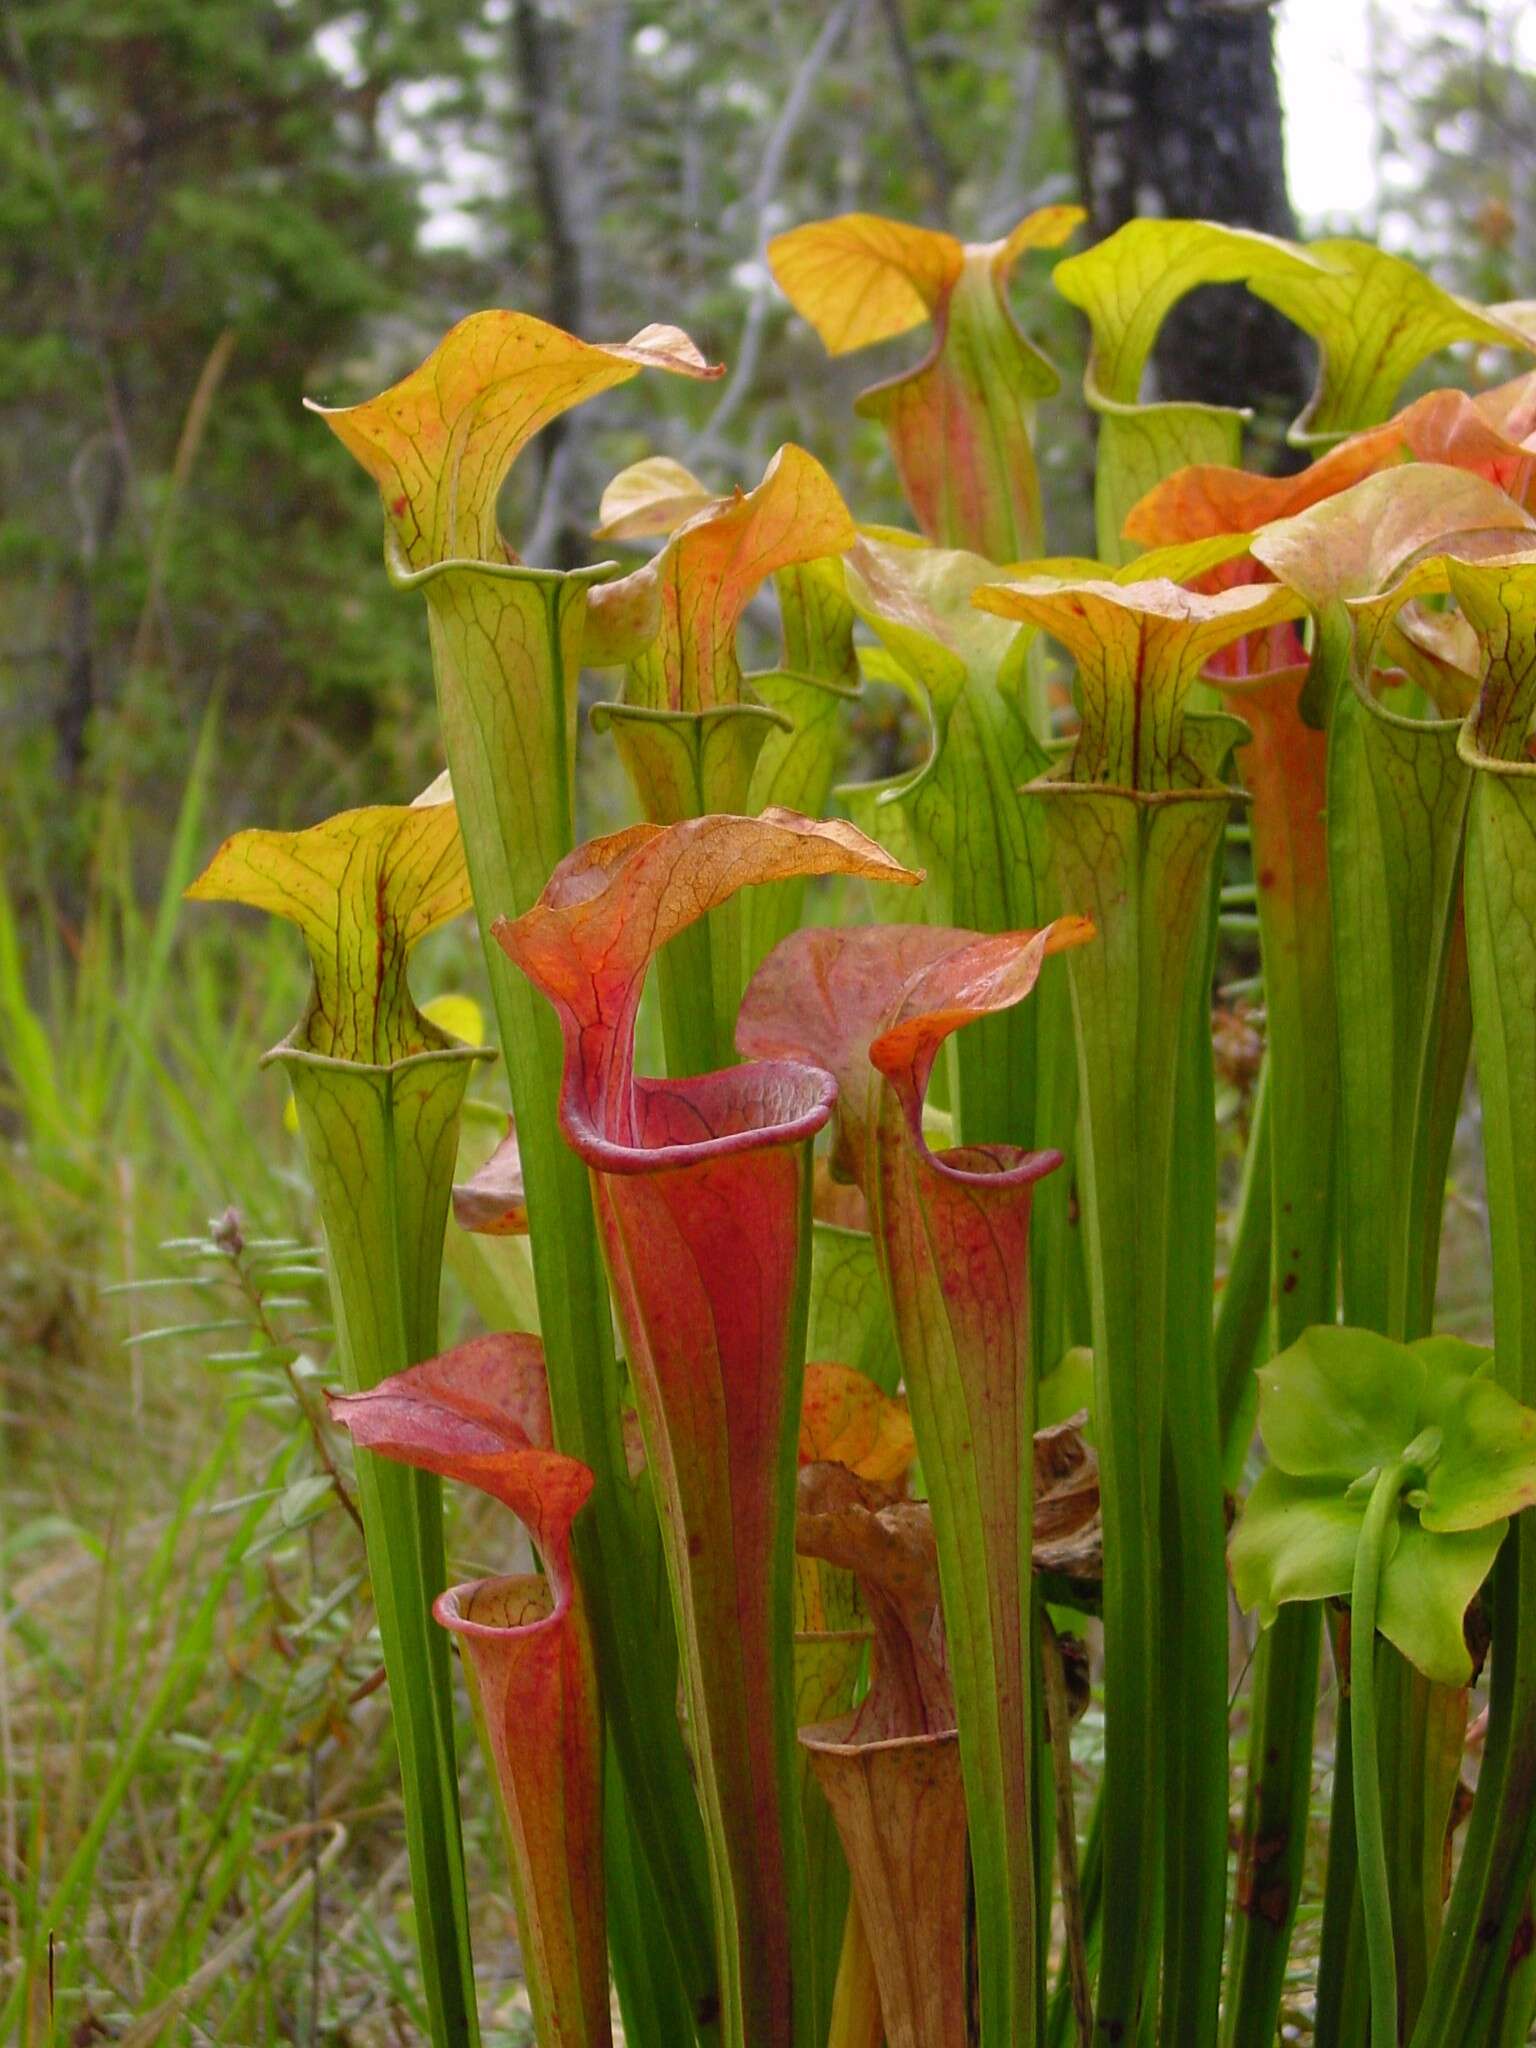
[1,1,1533,2039]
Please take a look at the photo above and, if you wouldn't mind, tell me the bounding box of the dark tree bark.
[510,0,587,565]
[1050,0,1315,427]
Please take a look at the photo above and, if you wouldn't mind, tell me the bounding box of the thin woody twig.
[689,0,865,458]
[875,0,954,222]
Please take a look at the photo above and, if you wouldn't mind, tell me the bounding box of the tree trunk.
[509,0,586,566]
[1049,0,1314,425]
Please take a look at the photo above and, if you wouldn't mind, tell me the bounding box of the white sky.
[1277,0,1536,228]
[1276,0,1379,225]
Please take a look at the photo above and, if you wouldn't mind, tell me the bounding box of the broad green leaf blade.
[1377,1519,1503,1687]
[1255,1327,1428,1482]
[1230,1467,1363,1623]
[1424,1377,1536,1533]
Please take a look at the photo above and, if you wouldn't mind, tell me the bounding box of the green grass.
[0,740,545,2042]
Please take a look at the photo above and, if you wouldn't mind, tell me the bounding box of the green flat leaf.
[1229,1467,1363,1624]
[1422,1376,1536,1532]
[1377,1518,1503,1686]
[1256,1327,1428,1482]
[1409,1335,1495,1383]
[1234,1326,1529,1685]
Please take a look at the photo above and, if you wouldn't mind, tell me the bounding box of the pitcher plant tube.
[186,795,491,2048]
[739,911,1093,2048]
[768,206,1085,561]
[310,306,730,2035]
[496,809,919,2048]
[173,212,1536,2048]
[587,443,856,1073]
[329,1334,608,2048]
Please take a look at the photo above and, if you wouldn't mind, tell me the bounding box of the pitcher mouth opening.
[564,1056,838,1178]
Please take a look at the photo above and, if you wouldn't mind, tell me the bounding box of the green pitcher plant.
[179,211,1536,2048]
[187,794,491,2047]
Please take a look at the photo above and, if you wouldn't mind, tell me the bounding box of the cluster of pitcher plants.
[188,207,1536,2047]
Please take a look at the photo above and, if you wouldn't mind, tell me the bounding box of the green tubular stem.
[1043,1616,1092,2048]
[1377,1650,1467,2040]
[1220,660,1341,2048]
[605,1741,704,2047]
[1220,1605,1322,2048]
[1352,1459,1420,2048]
[1216,1058,1272,1473]
[1412,1529,1536,2048]
[286,1051,485,2048]
[1159,852,1227,2048]
[1304,675,1471,2048]
[1414,766,1536,2048]
[1038,782,1228,2044]
[1314,1645,1369,2048]
[1488,1884,1536,2048]
[414,559,720,2039]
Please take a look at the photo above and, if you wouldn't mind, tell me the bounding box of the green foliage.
[11,10,1536,2045]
